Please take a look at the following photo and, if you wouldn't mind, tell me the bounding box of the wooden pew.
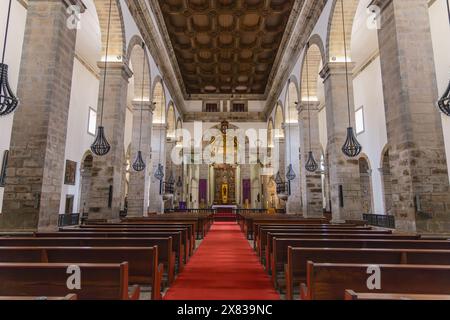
[0,237,182,276]
[344,290,450,300]
[0,262,140,300]
[243,217,329,239]
[115,218,202,239]
[0,294,78,300]
[257,228,393,259]
[37,231,184,269]
[74,226,194,257]
[300,262,450,300]
[128,213,215,236]
[79,224,195,249]
[268,233,421,278]
[0,246,163,300]
[286,247,450,300]
[254,224,372,245]
[271,237,450,289]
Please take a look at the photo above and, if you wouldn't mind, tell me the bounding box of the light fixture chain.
[305,42,312,152]
[99,0,114,127]
[139,43,146,150]
[1,0,13,65]
[341,0,352,127]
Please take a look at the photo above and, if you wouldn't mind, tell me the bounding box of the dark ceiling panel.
[156,0,296,95]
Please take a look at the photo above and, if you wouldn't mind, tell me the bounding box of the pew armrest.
[129,285,141,300]
[285,264,292,300]
[169,252,176,285]
[300,283,309,300]
[152,263,164,301]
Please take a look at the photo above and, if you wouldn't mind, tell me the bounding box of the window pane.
[355,107,364,135]
[88,108,97,135]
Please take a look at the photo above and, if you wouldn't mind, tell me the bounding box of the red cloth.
[164,222,280,300]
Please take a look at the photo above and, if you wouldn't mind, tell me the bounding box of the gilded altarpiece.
[214,164,236,205]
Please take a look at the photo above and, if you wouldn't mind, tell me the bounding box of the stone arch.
[127,35,151,101]
[285,77,299,124]
[267,117,274,149]
[358,153,374,214]
[326,0,359,63]
[152,77,166,124]
[300,42,324,102]
[93,0,127,60]
[79,150,94,214]
[274,102,285,138]
[166,102,176,139]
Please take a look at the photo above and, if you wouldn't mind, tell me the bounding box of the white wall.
[429,0,450,183]
[352,57,387,214]
[0,1,27,213]
[60,58,100,214]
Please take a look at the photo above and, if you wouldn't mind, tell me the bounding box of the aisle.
[164,222,280,300]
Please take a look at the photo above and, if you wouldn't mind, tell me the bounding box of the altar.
[212,204,237,214]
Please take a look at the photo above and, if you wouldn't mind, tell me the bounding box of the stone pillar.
[298,102,323,218]
[127,102,153,217]
[148,124,165,213]
[372,0,450,232]
[88,62,132,220]
[164,139,176,210]
[285,124,302,214]
[0,0,84,231]
[320,62,362,222]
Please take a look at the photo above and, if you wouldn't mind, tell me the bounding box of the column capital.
[131,100,153,111]
[65,0,87,12]
[369,0,391,12]
[97,61,133,80]
[319,61,356,81]
[297,101,320,113]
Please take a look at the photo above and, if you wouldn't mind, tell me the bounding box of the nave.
[1,211,450,300]
[164,222,279,300]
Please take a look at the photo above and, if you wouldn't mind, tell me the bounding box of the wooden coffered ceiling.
[154,0,297,97]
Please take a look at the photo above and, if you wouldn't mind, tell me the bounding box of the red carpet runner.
[164,222,280,300]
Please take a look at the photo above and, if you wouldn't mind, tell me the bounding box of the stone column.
[298,102,323,218]
[320,62,362,222]
[127,102,153,217]
[0,0,84,231]
[285,123,302,214]
[148,124,166,213]
[371,0,450,232]
[88,62,132,220]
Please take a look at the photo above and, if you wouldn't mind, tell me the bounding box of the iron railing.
[58,213,80,227]
[363,213,395,229]
[162,181,174,195]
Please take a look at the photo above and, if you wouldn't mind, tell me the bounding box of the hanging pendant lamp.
[438,81,450,116]
[154,85,164,181]
[285,79,296,181]
[91,0,113,156]
[0,0,19,117]
[132,42,147,172]
[304,42,318,173]
[339,0,362,158]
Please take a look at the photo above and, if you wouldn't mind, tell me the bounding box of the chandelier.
[339,0,362,158]
[91,0,114,156]
[132,42,147,172]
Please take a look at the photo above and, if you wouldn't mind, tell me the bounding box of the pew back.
[0,262,139,300]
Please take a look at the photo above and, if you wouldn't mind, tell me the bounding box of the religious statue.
[221,184,228,204]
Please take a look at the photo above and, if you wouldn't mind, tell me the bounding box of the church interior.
[0,0,449,302]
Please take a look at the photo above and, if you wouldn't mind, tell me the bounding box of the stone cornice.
[319,62,356,81]
[263,0,327,119]
[97,61,133,79]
